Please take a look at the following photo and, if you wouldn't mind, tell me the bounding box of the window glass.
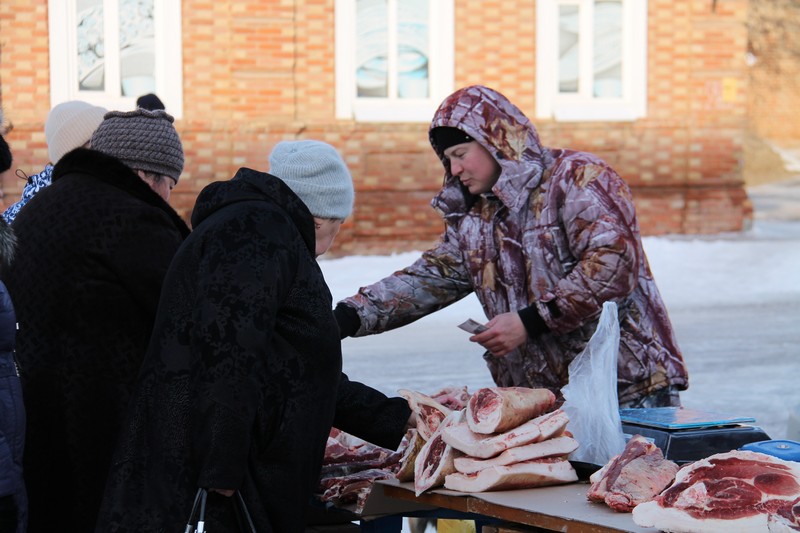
[77,0,105,91]
[356,0,388,97]
[536,0,647,121]
[593,0,622,98]
[119,0,156,97]
[336,0,453,122]
[558,4,579,94]
[76,0,157,95]
[50,0,183,117]
[397,0,429,98]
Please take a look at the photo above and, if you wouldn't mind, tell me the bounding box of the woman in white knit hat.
[2,100,107,224]
[97,140,411,533]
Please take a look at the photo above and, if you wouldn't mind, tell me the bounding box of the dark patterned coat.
[2,148,190,533]
[0,218,26,533]
[0,281,25,533]
[342,85,689,404]
[96,168,342,533]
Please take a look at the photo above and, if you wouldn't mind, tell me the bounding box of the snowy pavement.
[319,177,800,442]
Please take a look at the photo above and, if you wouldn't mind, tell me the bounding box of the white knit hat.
[45,100,108,163]
[269,140,355,219]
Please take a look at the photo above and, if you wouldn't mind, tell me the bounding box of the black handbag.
[184,488,257,533]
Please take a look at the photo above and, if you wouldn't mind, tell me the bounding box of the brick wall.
[0,0,753,256]
[0,0,51,185]
[746,0,800,142]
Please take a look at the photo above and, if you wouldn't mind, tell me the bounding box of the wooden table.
[359,479,660,533]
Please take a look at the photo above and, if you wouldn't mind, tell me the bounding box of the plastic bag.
[560,301,626,465]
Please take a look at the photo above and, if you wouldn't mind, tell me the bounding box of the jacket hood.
[429,85,554,218]
[191,167,316,254]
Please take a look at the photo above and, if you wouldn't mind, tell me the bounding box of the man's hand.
[469,312,527,356]
[210,488,235,497]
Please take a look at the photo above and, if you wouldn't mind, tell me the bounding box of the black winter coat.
[3,148,190,533]
[334,373,409,450]
[97,168,343,533]
[0,279,26,533]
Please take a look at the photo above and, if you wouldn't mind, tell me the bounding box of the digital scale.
[619,407,771,464]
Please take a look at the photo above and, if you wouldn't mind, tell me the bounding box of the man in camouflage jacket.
[336,85,688,407]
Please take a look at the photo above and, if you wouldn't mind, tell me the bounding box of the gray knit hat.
[90,108,184,182]
[269,140,354,219]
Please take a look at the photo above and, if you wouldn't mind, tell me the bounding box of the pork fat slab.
[632,450,800,532]
[466,387,556,434]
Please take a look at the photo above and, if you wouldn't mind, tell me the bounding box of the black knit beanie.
[431,127,473,153]
[136,93,166,111]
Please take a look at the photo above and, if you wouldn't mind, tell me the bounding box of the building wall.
[746,0,800,142]
[0,0,752,256]
[742,0,800,186]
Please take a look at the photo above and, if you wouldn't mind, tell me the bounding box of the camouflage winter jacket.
[342,85,688,404]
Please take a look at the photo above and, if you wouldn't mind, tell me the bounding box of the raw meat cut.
[632,450,800,532]
[322,429,401,469]
[587,434,679,512]
[413,410,464,496]
[442,409,569,459]
[467,387,556,434]
[399,388,452,441]
[453,435,578,474]
[324,428,379,463]
[396,428,423,482]
[316,428,403,512]
[431,385,471,411]
[444,457,578,493]
[319,468,396,513]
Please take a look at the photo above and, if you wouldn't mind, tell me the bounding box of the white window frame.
[335,0,454,123]
[535,0,647,122]
[48,0,184,119]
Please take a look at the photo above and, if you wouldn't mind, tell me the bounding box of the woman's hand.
[209,488,235,497]
[469,312,527,356]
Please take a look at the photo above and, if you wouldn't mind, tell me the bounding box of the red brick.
[0,0,757,254]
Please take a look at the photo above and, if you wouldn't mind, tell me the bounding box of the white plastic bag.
[560,301,626,465]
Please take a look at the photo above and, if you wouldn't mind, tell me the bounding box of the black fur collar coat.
[3,147,190,533]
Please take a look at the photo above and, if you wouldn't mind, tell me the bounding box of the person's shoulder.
[0,282,16,331]
[546,148,621,186]
[196,197,299,242]
[550,148,609,168]
[36,171,183,235]
[0,281,13,307]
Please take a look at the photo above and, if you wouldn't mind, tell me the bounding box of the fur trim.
[53,148,190,237]
[0,217,17,274]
